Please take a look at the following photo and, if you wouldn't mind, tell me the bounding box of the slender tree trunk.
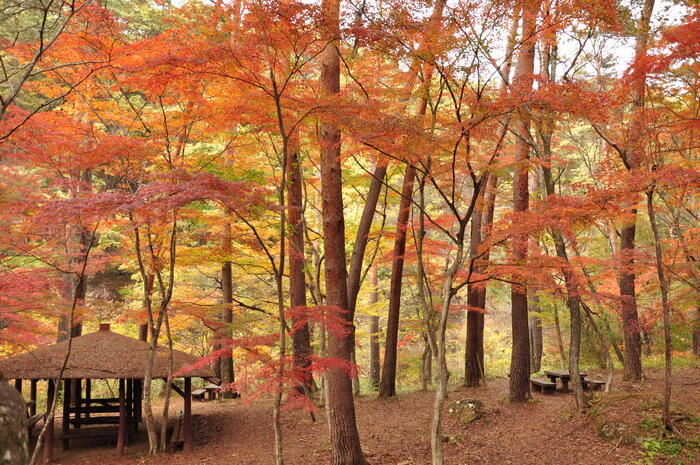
[646,190,672,429]
[319,1,366,463]
[379,165,416,397]
[465,201,484,386]
[618,0,655,382]
[619,220,643,381]
[468,6,520,384]
[429,242,464,465]
[508,0,540,403]
[553,304,567,369]
[368,265,381,389]
[379,0,448,397]
[347,163,387,395]
[541,155,586,408]
[221,223,235,393]
[287,130,313,392]
[529,313,543,373]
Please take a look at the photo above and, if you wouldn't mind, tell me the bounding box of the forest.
[0,0,698,464]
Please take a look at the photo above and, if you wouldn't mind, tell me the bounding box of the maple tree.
[0,1,698,464]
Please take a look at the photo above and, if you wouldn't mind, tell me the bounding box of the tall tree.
[318,0,367,463]
[368,264,380,389]
[509,0,541,403]
[595,0,655,381]
[379,0,447,399]
[464,5,520,387]
[287,129,313,391]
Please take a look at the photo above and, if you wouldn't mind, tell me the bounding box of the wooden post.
[183,378,192,452]
[62,379,71,450]
[134,379,141,424]
[85,379,91,419]
[14,378,22,393]
[126,378,133,431]
[74,379,81,429]
[117,379,126,455]
[44,379,55,463]
[30,380,38,416]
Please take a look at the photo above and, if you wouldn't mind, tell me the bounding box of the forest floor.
[45,367,699,465]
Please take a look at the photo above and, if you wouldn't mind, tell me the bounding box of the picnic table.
[191,383,222,401]
[544,370,587,393]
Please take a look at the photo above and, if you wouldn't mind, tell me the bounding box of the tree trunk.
[287,130,313,392]
[619,220,643,381]
[542,158,586,409]
[465,202,484,386]
[553,304,567,369]
[379,165,416,397]
[529,314,543,373]
[508,0,540,403]
[379,0,447,398]
[646,190,672,429]
[221,223,235,394]
[618,0,655,382]
[368,265,380,389]
[347,163,387,396]
[319,0,366,463]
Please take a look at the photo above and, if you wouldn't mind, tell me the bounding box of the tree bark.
[618,0,655,382]
[319,0,366,463]
[529,313,543,373]
[542,159,586,410]
[646,190,672,429]
[379,165,416,397]
[378,0,448,398]
[347,163,387,395]
[553,304,567,369]
[287,130,313,392]
[368,265,381,389]
[221,222,235,395]
[465,201,484,386]
[508,0,540,403]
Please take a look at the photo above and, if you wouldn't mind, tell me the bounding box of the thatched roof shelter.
[0,324,211,380]
[1,324,212,458]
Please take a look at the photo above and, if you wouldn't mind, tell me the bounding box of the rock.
[448,398,483,426]
[0,374,28,465]
[593,418,639,445]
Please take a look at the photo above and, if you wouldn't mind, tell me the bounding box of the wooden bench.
[530,377,556,394]
[584,379,606,391]
[191,388,206,401]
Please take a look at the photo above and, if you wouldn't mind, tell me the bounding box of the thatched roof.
[0,325,212,380]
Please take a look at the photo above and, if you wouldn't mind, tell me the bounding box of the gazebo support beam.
[85,379,91,419]
[30,379,37,416]
[44,379,55,463]
[14,378,22,393]
[117,379,126,455]
[74,378,82,429]
[62,379,71,450]
[184,378,191,452]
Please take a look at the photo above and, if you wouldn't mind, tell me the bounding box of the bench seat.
[584,378,606,390]
[530,377,556,394]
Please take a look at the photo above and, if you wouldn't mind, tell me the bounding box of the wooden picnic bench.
[191,383,222,401]
[530,377,556,394]
[584,378,606,391]
[545,370,588,393]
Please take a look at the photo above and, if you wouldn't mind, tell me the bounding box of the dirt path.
[51,368,699,465]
